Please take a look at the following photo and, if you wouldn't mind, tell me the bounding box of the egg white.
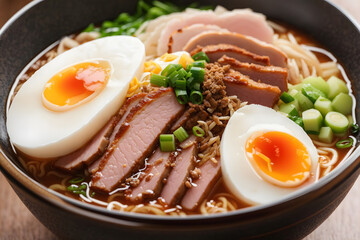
[221,104,319,205]
[7,36,145,158]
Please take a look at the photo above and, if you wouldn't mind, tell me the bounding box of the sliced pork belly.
[87,93,147,174]
[168,24,228,53]
[183,32,287,67]
[54,118,114,172]
[160,136,197,206]
[224,69,281,108]
[157,9,273,55]
[55,93,147,173]
[191,44,270,66]
[127,149,173,203]
[218,55,288,92]
[91,88,184,192]
[181,158,221,211]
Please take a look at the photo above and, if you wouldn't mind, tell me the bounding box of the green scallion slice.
[280,92,295,103]
[68,177,84,184]
[150,74,168,87]
[192,60,206,68]
[189,90,203,104]
[177,68,187,79]
[175,89,188,104]
[335,137,354,149]
[192,51,210,63]
[190,67,205,83]
[160,134,175,152]
[192,126,205,137]
[161,64,182,77]
[192,82,201,91]
[173,127,189,142]
[175,79,187,90]
[351,123,359,135]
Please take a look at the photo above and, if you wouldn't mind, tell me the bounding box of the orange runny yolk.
[42,61,111,109]
[245,131,311,184]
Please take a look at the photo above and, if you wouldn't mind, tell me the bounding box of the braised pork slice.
[191,44,270,66]
[55,93,147,173]
[168,24,229,53]
[126,149,173,203]
[91,88,184,192]
[181,158,221,211]
[88,93,146,174]
[160,136,197,206]
[156,9,274,55]
[183,32,287,67]
[218,55,288,92]
[54,118,114,172]
[224,69,281,108]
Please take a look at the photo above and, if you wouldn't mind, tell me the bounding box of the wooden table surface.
[0,0,359,239]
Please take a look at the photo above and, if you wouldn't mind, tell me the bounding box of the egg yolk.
[245,131,311,186]
[42,61,111,111]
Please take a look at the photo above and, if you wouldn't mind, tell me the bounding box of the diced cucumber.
[318,127,333,143]
[294,92,314,111]
[279,103,299,117]
[302,83,326,103]
[327,76,349,100]
[280,92,295,103]
[314,96,333,116]
[288,89,299,97]
[303,76,329,96]
[331,93,353,115]
[303,109,323,134]
[289,83,303,92]
[291,99,300,111]
[324,111,349,134]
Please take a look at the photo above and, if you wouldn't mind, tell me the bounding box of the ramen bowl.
[0,0,359,239]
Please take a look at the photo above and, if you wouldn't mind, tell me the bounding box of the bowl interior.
[0,0,359,222]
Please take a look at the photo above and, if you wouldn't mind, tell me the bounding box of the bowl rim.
[0,0,360,225]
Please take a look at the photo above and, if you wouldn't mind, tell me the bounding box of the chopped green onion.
[351,123,359,135]
[160,134,175,152]
[68,177,85,184]
[177,68,187,78]
[192,82,201,91]
[175,79,187,90]
[153,1,178,13]
[192,60,206,68]
[150,74,168,87]
[192,52,210,63]
[190,67,205,83]
[186,64,193,72]
[280,92,295,103]
[83,23,95,32]
[193,126,205,137]
[173,127,189,142]
[67,184,86,196]
[336,138,354,149]
[190,90,203,104]
[161,64,182,77]
[175,89,188,104]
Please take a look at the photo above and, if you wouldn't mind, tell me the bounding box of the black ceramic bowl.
[0,0,359,239]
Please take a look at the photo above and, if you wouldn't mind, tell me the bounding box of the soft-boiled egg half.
[221,105,319,205]
[7,36,145,158]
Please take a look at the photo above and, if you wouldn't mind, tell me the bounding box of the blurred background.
[0,0,359,239]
